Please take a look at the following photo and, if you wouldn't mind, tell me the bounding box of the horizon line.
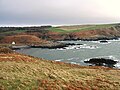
[0,22,119,27]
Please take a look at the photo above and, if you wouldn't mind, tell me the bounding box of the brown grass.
[0,35,48,45]
[0,47,14,54]
[0,51,120,90]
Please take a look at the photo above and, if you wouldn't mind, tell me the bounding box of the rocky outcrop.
[84,58,118,68]
[31,42,83,49]
[99,40,108,43]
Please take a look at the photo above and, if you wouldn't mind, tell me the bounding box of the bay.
[16,39,120,68]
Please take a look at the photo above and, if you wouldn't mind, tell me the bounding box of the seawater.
[16,40,120,68]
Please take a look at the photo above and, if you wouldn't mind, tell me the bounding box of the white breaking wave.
[70,62,78,64]
[67,57,80,61]
[57,44,99,50]
[55,59,64,61]
[108,38,120,42]
[92,40,111,44]
[56,48,65,50]
[114,62,120,69]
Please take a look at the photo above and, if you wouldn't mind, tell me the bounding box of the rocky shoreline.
[30,37,119,49]
[62,36,119,41]
[9,41,82,50]
[5,39,120,69]
[10,36,119,50]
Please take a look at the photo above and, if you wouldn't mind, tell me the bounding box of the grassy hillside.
[0,35,48,45]
[0,24,118,35]
[49,24,116,33]
[0,48,120,90]
[0,30,28,37]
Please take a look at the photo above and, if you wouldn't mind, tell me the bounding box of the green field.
[0,30,27,34]
[49,24,116,33]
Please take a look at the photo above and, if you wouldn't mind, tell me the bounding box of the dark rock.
[99,40,108,43]
[65,43,83,46]
[31,43,67,49]
[84,58,118,68]
[31,42,83,49]
[63,37,119,41]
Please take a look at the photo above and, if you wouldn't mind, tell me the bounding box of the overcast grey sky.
[0,0,120,26]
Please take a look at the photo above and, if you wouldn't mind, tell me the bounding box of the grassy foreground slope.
[0,48,120,90]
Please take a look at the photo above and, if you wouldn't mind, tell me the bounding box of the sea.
[16,39,120,69]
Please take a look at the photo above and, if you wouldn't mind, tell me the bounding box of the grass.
[49,24,116,33]
[0,30,27,35]
[48,27,67,33]
[0,52,120,90]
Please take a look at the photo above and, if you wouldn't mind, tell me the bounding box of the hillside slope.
[50,24,115,33]
[0,35,48,45]
[47,24,120,40]
[0,24,120,41]
[0,48,120,90]
[71,27,120,39]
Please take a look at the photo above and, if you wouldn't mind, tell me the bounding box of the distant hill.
[47,23,120,40]
[0,23,120,41]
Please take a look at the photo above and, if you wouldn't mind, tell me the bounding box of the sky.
[0,0,120,26]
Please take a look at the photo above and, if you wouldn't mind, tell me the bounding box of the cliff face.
[70,27,120,39]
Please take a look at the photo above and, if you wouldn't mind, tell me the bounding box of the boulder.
[99,40,108,43]
[84,58,118,68]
